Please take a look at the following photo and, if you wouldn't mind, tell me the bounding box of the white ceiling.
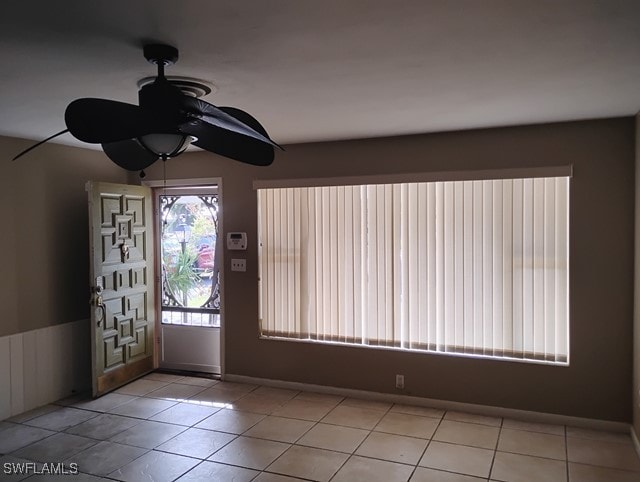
[1,0,639,149]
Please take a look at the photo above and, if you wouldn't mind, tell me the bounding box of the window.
[159,190,221,327]
[257,174,569,364]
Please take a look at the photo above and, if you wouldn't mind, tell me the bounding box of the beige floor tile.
[567,436,640,471]
[341,398,393,411]
[108,449,198,482]
[108,397,177,419]
[254,473,308,482]
[109,420,186,449]
[208,435,290,470]
[143,372,186,383]
[296,422,369,453]
[67,440,147,476]
[419,441,493,478]
[502,418,564,436]
[444,411,502,427]
[16,473,103,482]
[115,378,170,396]
[6,405,61,423]
[66,413,141,440]
[272,399,336,421]
[498,428,566,460]
[267,445,349,481]
[149,401,220,426]
[332,455,414,482]
[212,381,258,394]
[391,404,445,419]
[172,376,218,387]
[356,431,428,465]
[0,455,43,482]
[411,466,487,481]
[187,386,247,405]
[72,393,137,413]
[195,408,266,434]
[145,382,207,401]
[25,407,98,431]
[491,451,567,482]
[244,415,315,443]
[0,424,55,453]
[14,433,97,462]
[375,412,439,439]
[322,404,386,430]
[568,462,640,482]
[155,427,236,459]
[434,420,499,449]
[294,392,344,405]
[252,386,300,402]
[228,393,287,415]
[566,426,633,444]
[176,460,258,481]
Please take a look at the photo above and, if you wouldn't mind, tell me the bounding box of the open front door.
[87,181,155,397]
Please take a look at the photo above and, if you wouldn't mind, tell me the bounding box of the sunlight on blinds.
[258,177,569,363]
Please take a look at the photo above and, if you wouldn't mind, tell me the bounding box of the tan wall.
[151,117,634,421]
[634,113,640,436]
[0,136,128,337]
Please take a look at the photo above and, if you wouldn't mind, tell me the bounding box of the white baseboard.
[225,374,631,433]
[0,320,91,420]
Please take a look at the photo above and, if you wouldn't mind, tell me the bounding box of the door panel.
[157,187,221,374]
[88,181,155,397]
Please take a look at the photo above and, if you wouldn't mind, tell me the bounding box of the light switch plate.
[231,258,246,272]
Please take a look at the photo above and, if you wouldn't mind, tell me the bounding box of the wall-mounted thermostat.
[226,232,247,250]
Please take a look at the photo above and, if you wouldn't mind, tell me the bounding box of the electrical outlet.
[396,374,404,389]
[231,258,246,272]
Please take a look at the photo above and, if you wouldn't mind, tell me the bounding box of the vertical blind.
[257,177,569,363]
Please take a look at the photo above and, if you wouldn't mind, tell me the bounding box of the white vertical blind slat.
[257,176,569,363]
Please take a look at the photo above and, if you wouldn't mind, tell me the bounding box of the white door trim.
[143,177,225,378]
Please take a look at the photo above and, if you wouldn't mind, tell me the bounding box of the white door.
[157,186,221,373]
[87,182,155,397]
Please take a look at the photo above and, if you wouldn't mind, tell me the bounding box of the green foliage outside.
[165,248,200,303]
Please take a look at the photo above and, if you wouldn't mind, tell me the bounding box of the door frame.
[142,177,225,379]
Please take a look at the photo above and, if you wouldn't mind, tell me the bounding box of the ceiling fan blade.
[102,140,159,171]
[181,97,282,149]
[65,98,157,144]
[181,117,274,167]
[12,128,69,161]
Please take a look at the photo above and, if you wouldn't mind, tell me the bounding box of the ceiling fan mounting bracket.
[143,44,179,66]
[137,76,214,98]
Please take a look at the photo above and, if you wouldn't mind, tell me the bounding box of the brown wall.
[145,118,636,421]
[634,113,640,437]
[0,136,128,337]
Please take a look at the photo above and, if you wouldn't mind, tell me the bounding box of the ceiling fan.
[13,44,282,174]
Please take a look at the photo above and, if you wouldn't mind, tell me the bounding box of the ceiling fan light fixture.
[137,132,195,158]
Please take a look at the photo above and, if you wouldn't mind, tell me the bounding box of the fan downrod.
[143,44,179,66]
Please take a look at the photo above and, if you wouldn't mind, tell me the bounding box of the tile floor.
[1,372,639,481]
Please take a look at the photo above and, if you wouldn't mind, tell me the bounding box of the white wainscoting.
[0,319,91,420]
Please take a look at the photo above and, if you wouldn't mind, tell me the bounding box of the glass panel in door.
[160,194,220,327]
